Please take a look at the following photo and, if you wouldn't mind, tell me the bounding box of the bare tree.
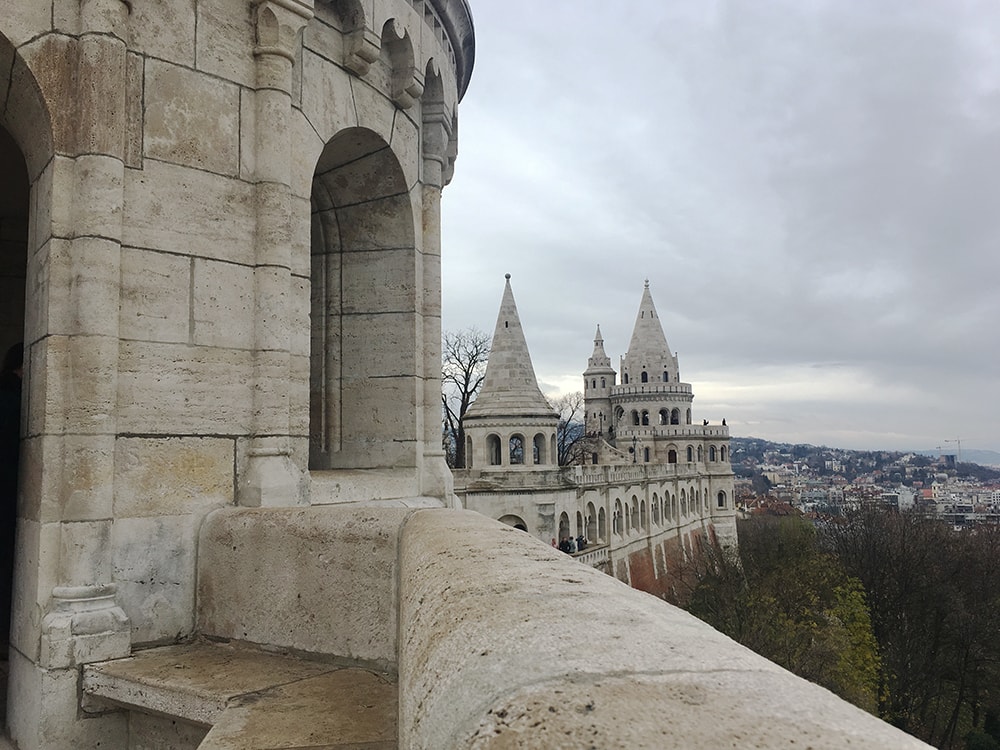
[441,327,490,468]
[553,391,587,466]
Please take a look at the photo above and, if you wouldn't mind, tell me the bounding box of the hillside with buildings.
[731,437,1000,526]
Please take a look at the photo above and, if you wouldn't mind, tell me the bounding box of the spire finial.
[505,273,511,280]
[644,278,649,288]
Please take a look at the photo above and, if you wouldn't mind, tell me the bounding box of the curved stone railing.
[398,509,931,749]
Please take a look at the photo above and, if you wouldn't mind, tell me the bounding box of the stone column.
[239,0,313,507]
[37,0,130,670]
[419,102,455,502]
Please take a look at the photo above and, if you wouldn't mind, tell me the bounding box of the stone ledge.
[82,640,396,749]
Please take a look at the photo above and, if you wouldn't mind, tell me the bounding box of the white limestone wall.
[398,509,931,749]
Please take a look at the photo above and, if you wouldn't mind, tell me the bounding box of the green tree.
[688,515,881,712]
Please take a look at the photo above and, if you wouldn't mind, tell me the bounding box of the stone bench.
[82,639,396,750]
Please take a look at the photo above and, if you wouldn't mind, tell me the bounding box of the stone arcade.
[0,1,931,747]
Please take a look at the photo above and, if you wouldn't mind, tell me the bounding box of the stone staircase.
[82,639,396,750]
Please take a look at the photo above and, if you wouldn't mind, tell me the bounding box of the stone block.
[1,3,49,49]
[144,59,240,176]
[340,247,416,313]
[113,514,208,644]
[120,247,190,343]
[191,258,253,349]
[59,519,113,586]
[341,310,416,374]
[19,433,116,522]
[196,0,255,89]
[299,48,358,146]
[116,341,254,435]
[390,107,419,188]
[337,194,416,253]
[198,505,409,669]
[32,334,119,435]
[131,0,197,66]
[8,39,61,179]
[114,437,234,518]
[123,160,255,266]
[349,73,396,145]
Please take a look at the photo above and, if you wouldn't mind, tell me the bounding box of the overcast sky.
[439,0,1000,455]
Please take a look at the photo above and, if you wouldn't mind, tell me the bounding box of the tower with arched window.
[462,275,559,470]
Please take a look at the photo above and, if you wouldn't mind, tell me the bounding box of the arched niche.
[309,127,417,471]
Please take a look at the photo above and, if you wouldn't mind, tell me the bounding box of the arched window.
[533,433,546,464]
[697,445,703,462]
[721,445,728,462]
[652,494,659,525]
[717,491,727,509]
[686,446,693,462]
[631,497,640,531]
[680,489,687,517]
[623,373,629,384]
[487,434,502,465]
[670,408,680,425]
[686,409,691,425]
[631,410,640,425]
[576,511,584,537]
[668,449,677,464]
[600,377,606,388]
[613,500,623,535]
[641,371,648,383]
[640,500,647,529]
[641,410,649,426]
[598,507,607,540]
[591,452,598,464]
[643,447,650,462]
[663,371,669,382]
[709,445,717,461]
[509,434,525,464]
[558,512,570,541]
[658,409,668,425]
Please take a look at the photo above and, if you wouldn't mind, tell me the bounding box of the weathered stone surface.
[144,60,240,176]
[127,712,207,750]
[120,247,190,343]
[123,159,255,265]
[191,258,254,348]
[198,506,408,669]
[399,509,931,750]
[114,437,233,518]
[130,0,197,66]
[116,341,254,434]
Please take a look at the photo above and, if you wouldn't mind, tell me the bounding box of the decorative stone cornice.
[427,0,475,100]
[253,0,314,63]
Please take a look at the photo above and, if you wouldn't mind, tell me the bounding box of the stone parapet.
[399,509,931,749]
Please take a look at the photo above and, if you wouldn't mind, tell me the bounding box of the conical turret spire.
[588,325,612,370]
[625,280,673,363]
[464,275,557,419]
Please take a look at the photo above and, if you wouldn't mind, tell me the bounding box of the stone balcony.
[80,504,930,749]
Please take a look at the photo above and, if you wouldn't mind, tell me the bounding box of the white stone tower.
[463,275,559,469]
[583,325,616,436]
[610,280,694,462]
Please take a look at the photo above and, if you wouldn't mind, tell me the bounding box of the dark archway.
[0,124,27,659]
